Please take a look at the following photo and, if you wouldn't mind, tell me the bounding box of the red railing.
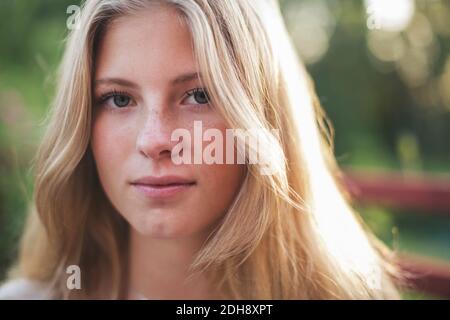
[397,253,450,298]
[343,170,450,299]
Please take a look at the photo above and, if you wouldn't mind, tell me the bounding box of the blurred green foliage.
[0,0,77,281]
[0,0,449,298]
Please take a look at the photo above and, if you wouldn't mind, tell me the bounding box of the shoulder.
[0,278,54,300]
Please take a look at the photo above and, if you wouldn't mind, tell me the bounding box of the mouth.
[130,175,196,199]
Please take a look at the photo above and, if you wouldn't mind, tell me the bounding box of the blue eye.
[98,91,133,108]
[184,88,210,105]
[112,94,131,107]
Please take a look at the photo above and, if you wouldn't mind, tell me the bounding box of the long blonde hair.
[11,0,400,299]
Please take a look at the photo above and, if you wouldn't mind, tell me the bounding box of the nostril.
[136,130,174,159]
[159,149,172,157]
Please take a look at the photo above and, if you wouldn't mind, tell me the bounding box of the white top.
[0,278,54,300]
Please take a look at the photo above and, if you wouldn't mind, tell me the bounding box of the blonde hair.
[11,0,400,299]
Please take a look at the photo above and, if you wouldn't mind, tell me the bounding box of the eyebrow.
[172,72,201,85]
[94,72,201,88]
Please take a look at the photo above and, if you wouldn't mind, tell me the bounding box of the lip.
[130,175,196,199]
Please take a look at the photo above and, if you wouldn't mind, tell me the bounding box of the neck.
[127,230,218,299]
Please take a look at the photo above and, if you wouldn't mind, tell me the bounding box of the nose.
[136,108,178,161]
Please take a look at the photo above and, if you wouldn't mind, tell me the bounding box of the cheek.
[90,113,134,189]
[192,162,245,230]
[203,163,245,195]
[194,123,246,215]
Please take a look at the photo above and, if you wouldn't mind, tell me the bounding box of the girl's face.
[91,6,245,239]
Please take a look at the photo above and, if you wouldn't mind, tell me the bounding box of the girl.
[0,0,400,299]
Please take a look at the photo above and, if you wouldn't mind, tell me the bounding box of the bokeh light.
[365,0,415,32]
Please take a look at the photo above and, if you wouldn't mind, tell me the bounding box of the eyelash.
[98,90,130,105]
[96,88,210,110]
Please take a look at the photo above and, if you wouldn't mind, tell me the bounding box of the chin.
[128,213,194,239]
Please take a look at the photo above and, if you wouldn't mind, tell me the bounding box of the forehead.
[94,5,197,83]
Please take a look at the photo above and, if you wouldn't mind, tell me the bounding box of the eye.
[98,91,134,108]
[112,94,131,108]
[183,88,210,105]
